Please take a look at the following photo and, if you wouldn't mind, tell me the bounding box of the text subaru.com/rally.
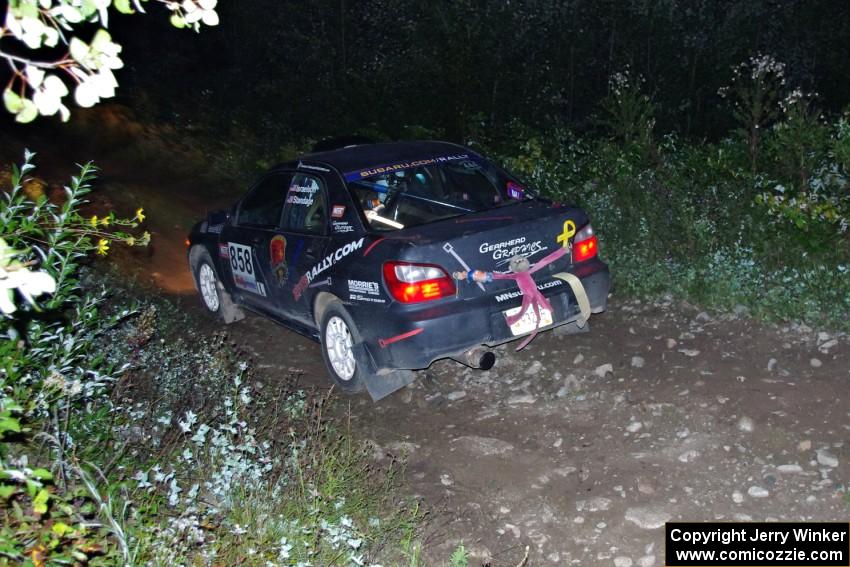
[187,141,609,400]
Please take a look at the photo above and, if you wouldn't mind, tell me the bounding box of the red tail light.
[573,224,598,263]
[383,261,456,303]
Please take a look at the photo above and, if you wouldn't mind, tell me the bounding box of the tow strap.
[553,271,591,329]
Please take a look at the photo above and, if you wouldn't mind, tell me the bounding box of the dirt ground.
[3,122,848,566]
[225,294,850,567]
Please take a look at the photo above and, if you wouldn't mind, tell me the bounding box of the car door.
[266,172,332,327]
[219,171,292,312]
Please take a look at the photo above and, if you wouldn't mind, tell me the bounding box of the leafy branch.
[2,0,220,123]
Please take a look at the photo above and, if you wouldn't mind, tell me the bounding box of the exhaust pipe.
[456,347,496,370]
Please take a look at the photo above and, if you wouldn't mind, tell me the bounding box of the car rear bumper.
[351,258,609,372]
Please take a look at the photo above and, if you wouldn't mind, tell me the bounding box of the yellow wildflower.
[96,239,109,256]
[125,236,136,246]
[135,208,146,223]
[90,215,98,227]
[100,216,110,227]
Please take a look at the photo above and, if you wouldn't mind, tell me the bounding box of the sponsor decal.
[305,238,365,283]
[332,220,354,234]
[507,181,525,200]
[343,154,471,182]
[292,274,308,302]
[293,275,331,301]
[494,278,563,303]
[297,161,330,172]
[350,295,386,304]
[479,236,547,264]
[293,238,365,301]
[285,178,319,206]
[331,204,346,218]
[207,223,224,234]
[442,242,485,291]
[269,235,288,285]
[286,194,314,206]
[348,279,380,296]
[218,243,229,258]
[228,241,265,296]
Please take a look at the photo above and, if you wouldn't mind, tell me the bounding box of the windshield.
[344,154,532,231]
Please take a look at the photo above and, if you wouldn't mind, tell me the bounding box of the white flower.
[239,388,251,405]
[178,410,197,433]
[167,477,182,506]
[132,470,152,489]
[0,251,57,314]
[279,537,293,559]
[347,537,363,549]
[182,0,219,26]
[32,75,70,120]
[72,68,119,108]
[6,13,57,49]
[191,422,210,444]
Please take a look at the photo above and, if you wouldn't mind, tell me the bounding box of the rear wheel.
[319,302,366,394]
[190,247,244,324]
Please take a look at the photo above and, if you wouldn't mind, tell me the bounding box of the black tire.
[190,247,244,324]
[319,302,368,394]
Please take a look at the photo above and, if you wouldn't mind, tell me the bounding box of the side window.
[238,173,291,228]
[281,174,327,235]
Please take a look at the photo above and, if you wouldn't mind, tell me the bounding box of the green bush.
[1,153,150,564]
[472,106,850,330]
[1,153,428,566]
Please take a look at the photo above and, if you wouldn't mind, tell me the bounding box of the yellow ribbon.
[556,219,576,248]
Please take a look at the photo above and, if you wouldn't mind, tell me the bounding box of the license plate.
[503,305,553,336]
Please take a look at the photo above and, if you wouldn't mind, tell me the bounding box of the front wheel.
[319,302,367,394]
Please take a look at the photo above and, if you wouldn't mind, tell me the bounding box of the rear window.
[344,154,531,231]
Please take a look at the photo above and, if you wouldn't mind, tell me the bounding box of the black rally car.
[188,141,609,400]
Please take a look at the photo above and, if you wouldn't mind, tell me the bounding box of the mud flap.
[552,271,591,328]
[363,369,416,401]
[351,343,416,401]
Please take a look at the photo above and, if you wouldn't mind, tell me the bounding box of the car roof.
[291,140,475,175]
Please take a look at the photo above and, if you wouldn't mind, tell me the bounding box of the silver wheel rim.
[199,263,220,312]
[325,315,356,381]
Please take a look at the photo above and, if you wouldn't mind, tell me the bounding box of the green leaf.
[51,522,72,536]
[169,13,186,28]
[31,469,53,481]
[13,1,39,19]
[0,484,17,499]
[15,99,38,124]
[113,0,134,14]
[33,488,49,515]
[3,89,24,114]
[78,0,98,18]
[0,416,22,434]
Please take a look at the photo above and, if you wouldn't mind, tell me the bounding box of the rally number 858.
[229,243,254,276]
